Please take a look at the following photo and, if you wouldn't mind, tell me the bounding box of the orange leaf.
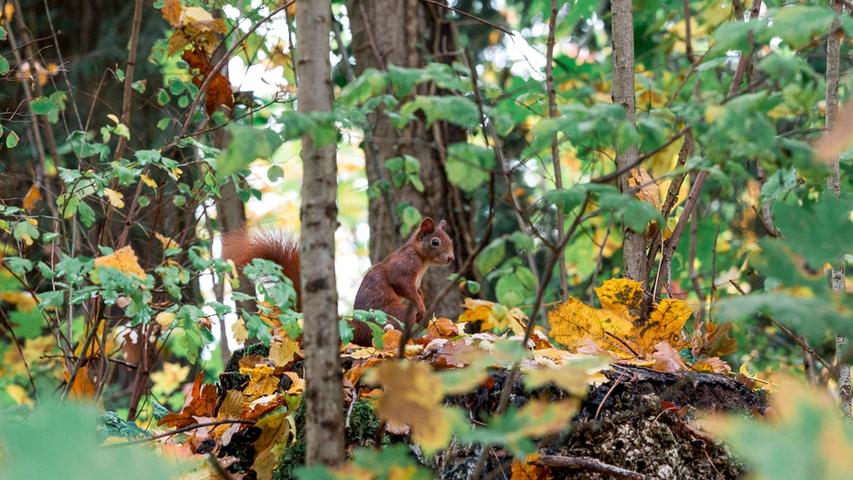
[22,184,42,211]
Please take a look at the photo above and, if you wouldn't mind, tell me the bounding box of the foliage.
[0,0,851,478]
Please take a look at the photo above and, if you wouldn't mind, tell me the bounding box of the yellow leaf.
[282,372,304,395]
[151,362,190,395]
[161,0,182,26]
[514,399,579,439]
[93,246,148,281]
[5,384,33,406]
[368,360,455,454]
[594,278,644,321]
[548,297,634,355]
[232,318,248,345]
[155,311,176,328]
[269,337,301,367]
[251,411,291,479]
[65,366,96,399]
[4,3,13,22]
[0,291,37,312]
[637,298,692,352]
[140,174,158,190]
[104,188,125,209]
[523,356,610,396]
[155,232,179,250]
[241,365,279,398]
[704,104,724,123]
[511,455,551,480]
[23,184,42,211]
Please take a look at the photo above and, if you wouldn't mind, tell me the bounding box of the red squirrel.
[221,217,454,346]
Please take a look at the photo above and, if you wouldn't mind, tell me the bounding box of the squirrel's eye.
[430,238,440,247]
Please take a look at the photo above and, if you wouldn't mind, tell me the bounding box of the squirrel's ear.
[438,219,448,231]
[417,217,435,238]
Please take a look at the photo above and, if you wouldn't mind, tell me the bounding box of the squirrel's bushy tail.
[222,229,301,311]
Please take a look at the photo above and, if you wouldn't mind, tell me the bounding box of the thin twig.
[109,420,256,446]
[419,0,513,35]
[728,280,834,374]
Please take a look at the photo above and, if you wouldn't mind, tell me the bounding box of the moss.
[272,400,382,480]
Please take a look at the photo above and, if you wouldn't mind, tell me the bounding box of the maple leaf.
[548,279,714,373]
[93,246,148,281]
[241,365,279,398]
[594,278,644,321]
[269,336,301,367]
[160,372,217,428]
[458,298,527,334]
[548,297,634,355]
[367,360,460,453]
[636,298,692,352]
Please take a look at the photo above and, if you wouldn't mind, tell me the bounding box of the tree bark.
[347,0,469,317]
[296,0,345,465]
[610,0,647,284]
[825,0,849,418]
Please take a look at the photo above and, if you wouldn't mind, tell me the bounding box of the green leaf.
[446,143,495,192]
[30,91,67,124]
[400,96,479,128]
[717,293,852,345]
[268,165,284,182]
[768,6,835,49]
[134,149,162,165]
[0,401,184,480]
[6,130,20,148]
[773,195,853,269]
[0,55,9,76]
[475,238,506,273]
[340,68,388,104]
[215,124,283,178]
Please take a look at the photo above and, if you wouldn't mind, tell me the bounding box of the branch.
[419,0,513,36]
[108,420,256,446]
[114,0,145,160]
[537,455,648,480]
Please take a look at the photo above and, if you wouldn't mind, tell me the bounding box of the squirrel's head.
[411,217,455,265]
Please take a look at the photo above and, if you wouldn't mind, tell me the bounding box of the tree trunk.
[296,0,345,466]
[610,0,647,284]
[347,0,469,317]
[825,0,849,418]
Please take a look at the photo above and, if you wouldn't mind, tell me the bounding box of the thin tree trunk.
[296,0,345,465]
[610,0,646,284]
[114,0,144,160]
[825,0,849,418]
[546,0,569,299]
